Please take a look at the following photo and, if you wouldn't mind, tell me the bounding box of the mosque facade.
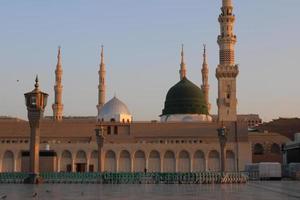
[0,0,290,173]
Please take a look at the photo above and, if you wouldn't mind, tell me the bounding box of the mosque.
[0,0,290,173]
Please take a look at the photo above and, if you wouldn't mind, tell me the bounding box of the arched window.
[271,143,281,154]
[107,126,111,135]
[253,143,264,155]
[114,126,118,135]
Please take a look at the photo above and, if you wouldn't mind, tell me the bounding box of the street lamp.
[217,126,228,173]
[95,126,105,172]
[24,76,48,184]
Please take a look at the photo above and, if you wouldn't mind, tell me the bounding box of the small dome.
[98,96,131,119]
[162,77,208,116]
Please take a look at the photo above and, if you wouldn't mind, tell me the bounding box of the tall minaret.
[52,46,64,121]
[201,44,211,114]
[179,44,187,80]
[216,0,239,122]
[97,45,106,116]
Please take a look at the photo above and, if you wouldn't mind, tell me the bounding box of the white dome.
[98,97,131,122]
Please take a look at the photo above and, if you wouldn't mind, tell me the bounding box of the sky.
[0,0,299,122]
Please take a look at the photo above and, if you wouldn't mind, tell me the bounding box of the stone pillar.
[131,158,134,173]
[116,155,119,173]
[95,127,105,172]
[0,156,2,172]
[28,114,41,175]
[72,157,76,172]
[86,157,90,172]
[190,157,193,172]
[205,154,208,171]
[160,157,164,172]
[24,76,48,184]
[218,126,228,173]
[145,157,149,173]
[57,156,61,172]
[14,157,18,172]
[175,157,179,172]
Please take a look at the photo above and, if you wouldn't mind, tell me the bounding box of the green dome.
[161,77,208,116]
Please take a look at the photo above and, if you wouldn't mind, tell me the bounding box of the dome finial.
[35,74,39,89]
[203,44,207,65]
[181,44,185,64]
[179,44,187,80]
[100,44,104,64]
[57,45,62,68]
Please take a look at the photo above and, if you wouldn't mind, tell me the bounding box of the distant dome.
[162,77,208,116]
[98,96,132,122]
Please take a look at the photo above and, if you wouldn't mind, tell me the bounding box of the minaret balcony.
[216,65,239,78]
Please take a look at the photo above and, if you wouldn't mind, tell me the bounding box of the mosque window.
[253,143,264,155]
[110,118,115,122]
[24,140,28,143]
[271,143,281,154]
[107,126,111,135]
[114,126,118,135]
[6,140,10,144]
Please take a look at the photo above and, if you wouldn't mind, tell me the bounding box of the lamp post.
[217,126,228,173]
[95,126,105,172]
[24,76,48,184]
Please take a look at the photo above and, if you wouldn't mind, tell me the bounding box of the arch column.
[86,157,90,172]
[160,156,164,172]
[190,157,193,172]
[205,154,208,171]
[145,157,149,172]
[57,156,61,172]
[175,155,178,172]
[131,157,134,172]
[0,154,2,172]
[72,156,76,172]
[14,158,18,172]
[116,154,119,172]
[101,150,104,172]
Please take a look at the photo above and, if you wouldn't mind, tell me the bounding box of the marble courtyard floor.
[0,181,300,200]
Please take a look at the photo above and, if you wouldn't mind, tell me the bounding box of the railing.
[0,172,248,184]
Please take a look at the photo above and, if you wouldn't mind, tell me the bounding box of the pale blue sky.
[0,0,299,122]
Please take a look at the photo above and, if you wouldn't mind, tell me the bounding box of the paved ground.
[0,181,300,200]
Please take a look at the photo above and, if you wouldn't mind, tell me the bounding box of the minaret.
[179,44,187,80]
[97,45,106,116]
[216,0,239,122]
[201,44,211,114]
[52,46,64,121]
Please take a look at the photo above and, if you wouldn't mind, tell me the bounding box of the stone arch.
[89,150,98,172]
[208,150,220,171]
[104,150,116,172]
[2,150,14,172]
[133,150,146,172]
[163,150,175,172]
[193,150,205,172]
[60,150,72,172]
[253,143,264,155]
[226,150,235,172]
[270,143,281,154]
[178,150,190,172]
[75,150,87,172]
[119,150,131,172]
[148,150,160,172]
